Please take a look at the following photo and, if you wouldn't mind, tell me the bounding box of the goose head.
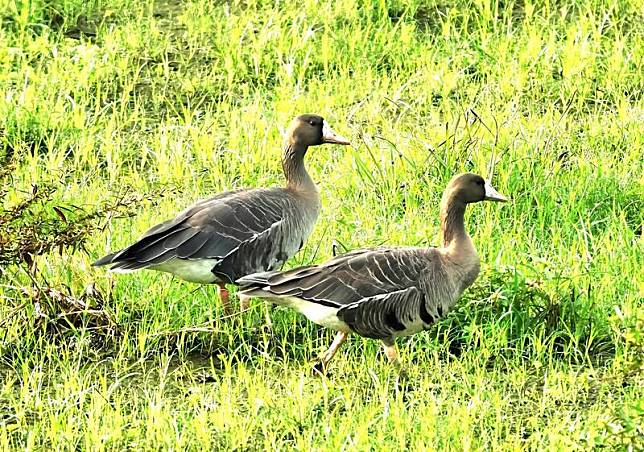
[285,114,351,147]
[446,173,508,204]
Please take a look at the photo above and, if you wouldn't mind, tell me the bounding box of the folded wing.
[239,247,445,339]
[93,188,305,282]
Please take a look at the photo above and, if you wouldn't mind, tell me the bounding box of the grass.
[0,0,643,449]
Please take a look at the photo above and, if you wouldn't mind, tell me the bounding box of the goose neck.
[282,142,315,191]
[440,191,470,252]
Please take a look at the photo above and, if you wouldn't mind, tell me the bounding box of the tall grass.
[1,0,642,449]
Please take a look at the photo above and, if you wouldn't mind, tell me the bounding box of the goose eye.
[309,120,315,126]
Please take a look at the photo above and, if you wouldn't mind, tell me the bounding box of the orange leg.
[218,283,233,316]
[383,342,400,367]
[313,331,348,375]
[239,294,250,311]
[383,340,407,378]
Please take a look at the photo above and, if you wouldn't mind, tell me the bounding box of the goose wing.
[93,188,305,281]
[238,247,444,339]
[136,189,246,240]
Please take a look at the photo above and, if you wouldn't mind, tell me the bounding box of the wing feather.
[239,247,431,307]
[93,187,308,283]
[238,247,462,339]
[337,288,422,339]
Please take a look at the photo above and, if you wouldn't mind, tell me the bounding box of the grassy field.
[1,0,643,449]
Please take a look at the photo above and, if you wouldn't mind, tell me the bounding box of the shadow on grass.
[1,263,628,384]
[431,268,618,367]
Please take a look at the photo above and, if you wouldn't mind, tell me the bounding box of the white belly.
[149,257,220,284]
[243,292,349,331]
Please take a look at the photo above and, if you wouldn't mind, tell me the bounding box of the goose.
[237,173,508,372]
[93,114,351,314]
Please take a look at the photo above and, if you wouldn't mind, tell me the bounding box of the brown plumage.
[237,173,508,372]
[93,114,350,314]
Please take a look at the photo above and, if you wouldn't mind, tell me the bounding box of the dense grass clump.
[1,0,642,449]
